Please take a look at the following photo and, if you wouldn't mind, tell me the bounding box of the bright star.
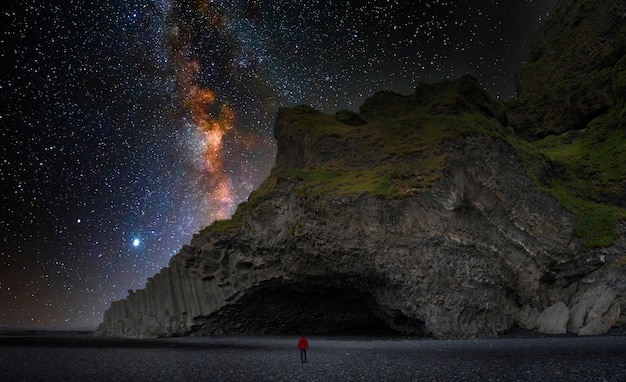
[132,238,141,247]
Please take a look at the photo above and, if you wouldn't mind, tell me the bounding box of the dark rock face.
[509,0,626,138]
[95,0,626,339]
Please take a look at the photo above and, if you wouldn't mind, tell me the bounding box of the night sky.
[1,0,558,329]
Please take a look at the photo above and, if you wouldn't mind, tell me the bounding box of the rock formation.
[535,302,570,335]
[96,0,626,339]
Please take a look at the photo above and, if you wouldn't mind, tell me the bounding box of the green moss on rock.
[525,104,626,249]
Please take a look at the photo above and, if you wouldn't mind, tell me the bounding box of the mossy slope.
[508,0,626,249]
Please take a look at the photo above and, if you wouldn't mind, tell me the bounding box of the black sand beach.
[2,330,626,381]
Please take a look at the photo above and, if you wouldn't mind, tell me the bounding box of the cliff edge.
[96,0,626,339]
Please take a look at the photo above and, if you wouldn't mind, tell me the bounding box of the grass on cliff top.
[291,104,503,156]
[283,154,449,198]
[523,106,626,250]
[282,109,503,198]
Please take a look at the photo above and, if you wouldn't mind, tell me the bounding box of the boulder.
[569,285,621,335]
[536,302,569,334]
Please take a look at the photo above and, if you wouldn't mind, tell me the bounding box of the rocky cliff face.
[508,0,626,138]
[96,0,626,339]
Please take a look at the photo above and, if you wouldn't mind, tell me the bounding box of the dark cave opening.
[200,283,418,336]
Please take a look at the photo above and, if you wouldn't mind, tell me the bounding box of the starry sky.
[1,0,558,329]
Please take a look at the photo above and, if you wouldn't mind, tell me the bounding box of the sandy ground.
[1,330,626,381]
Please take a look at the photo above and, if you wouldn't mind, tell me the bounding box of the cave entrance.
[206,283,406,335]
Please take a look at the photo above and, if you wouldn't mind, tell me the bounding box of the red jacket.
[297,337,309,350]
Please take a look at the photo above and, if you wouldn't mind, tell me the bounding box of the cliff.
[508,0,626,138]
[96,0,626,339]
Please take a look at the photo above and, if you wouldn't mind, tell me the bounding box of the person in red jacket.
[297,335,309,363]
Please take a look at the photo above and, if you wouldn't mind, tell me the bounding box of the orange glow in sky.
[175,53,236,221]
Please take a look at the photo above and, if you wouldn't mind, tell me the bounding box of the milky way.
[1,0,557,328]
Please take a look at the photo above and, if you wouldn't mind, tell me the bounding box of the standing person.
[297,335,309,363]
